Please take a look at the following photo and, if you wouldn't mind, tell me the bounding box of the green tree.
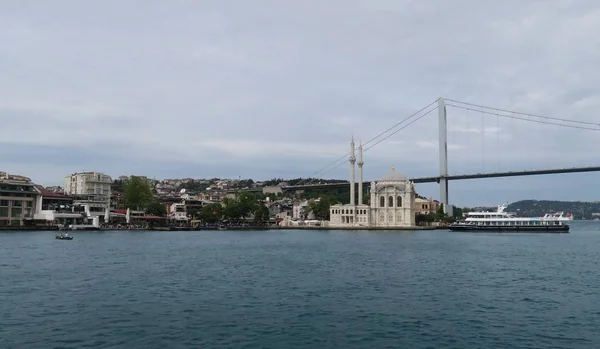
[199,203,224,223]
[146,201,167,216]
[238,191,258,218]
[186,207,203,220]
[434,204,457,223]
[435,204,446,220]
[222,192,262,222]
[223,197,242,221]
[124,176,154,210]
[453,207,468,219]
[253,203,270,223]
[415,213,435,225]
[306,195,339,220]
[112,179,126,193]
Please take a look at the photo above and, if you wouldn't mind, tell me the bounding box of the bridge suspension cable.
[446,103,600,132]
[302,104,438,183]
[445,99,600,129]
[297,99,438,185]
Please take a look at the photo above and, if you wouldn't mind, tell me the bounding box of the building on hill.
[328,138,416,228]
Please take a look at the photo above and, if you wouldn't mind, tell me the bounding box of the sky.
[1,0,600,206]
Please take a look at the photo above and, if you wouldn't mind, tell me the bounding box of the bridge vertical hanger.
[438,97,451,215]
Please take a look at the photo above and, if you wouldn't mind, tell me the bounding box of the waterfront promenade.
[0,223,442,232]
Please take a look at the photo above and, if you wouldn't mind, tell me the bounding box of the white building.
[168,203,189,222]
[64,172,112,222]
[329,138,416,228]
[292,200,315,220]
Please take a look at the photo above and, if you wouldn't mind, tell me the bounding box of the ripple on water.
[1,228,600,348]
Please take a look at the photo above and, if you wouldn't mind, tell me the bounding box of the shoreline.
[1,225,445,232]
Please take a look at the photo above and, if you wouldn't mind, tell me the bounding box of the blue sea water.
[1,223,599,348]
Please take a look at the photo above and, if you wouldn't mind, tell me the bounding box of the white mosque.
[328,137,416,228]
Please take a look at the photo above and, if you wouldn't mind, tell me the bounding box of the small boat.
[55,233,73,240]
[449,202,570,233]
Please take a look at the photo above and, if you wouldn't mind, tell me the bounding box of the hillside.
[506,200,600,219]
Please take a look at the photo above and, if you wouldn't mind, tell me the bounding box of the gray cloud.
[1,0,599,206]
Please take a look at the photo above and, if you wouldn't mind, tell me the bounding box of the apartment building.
[64,172,112,222]
[0,172,38,226]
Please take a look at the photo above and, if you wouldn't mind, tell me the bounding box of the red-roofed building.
[33,185,87,226]
[34,185,73,209]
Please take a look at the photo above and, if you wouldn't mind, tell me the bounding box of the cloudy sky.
[2,0,599,206]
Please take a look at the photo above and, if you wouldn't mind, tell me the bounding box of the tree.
[112,179,126,193]
[434,204,457,223]
[146,201,167,216]
[223,197,242,221]
[221,192,263,222]
[416,213,435,225]
[199,203,224,223]
[124,176,154,210]
[453,207,468,219]
[237,191,258,218]
[253,204,270,223]
[306,195,339,220]
[435,204,446,220]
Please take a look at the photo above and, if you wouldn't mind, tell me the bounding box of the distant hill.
[505,200,600,219]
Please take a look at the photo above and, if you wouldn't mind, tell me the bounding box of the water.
[1,223,599,348]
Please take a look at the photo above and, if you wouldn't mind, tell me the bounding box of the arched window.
[397,196,403,207]
[388,196,394,207]
[380,196,385,207]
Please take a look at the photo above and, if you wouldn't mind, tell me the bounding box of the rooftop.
[34,185,72,199]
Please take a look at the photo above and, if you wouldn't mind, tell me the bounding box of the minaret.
[357,140,364,205]
[349,136,356,205]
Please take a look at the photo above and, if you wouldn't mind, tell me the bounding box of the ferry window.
[380,196,385,207]
[388,196,394,207]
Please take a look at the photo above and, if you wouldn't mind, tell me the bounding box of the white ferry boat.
[543,211,573,221]
[449,202,570,232]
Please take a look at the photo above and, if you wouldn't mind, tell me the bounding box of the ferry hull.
[449,224,569,233]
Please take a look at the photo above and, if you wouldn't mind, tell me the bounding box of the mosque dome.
[380,166,409,181]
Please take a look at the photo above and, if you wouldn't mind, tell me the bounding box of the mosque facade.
[328,138,416,228]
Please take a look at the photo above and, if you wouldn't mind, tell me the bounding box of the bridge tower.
[358,140,364,205]
[438,97,452,215]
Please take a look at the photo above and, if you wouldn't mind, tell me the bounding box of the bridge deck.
[278,166,600,190]
[224,166,600,193]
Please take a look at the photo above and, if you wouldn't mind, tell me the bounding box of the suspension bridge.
[235,97,600,214]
